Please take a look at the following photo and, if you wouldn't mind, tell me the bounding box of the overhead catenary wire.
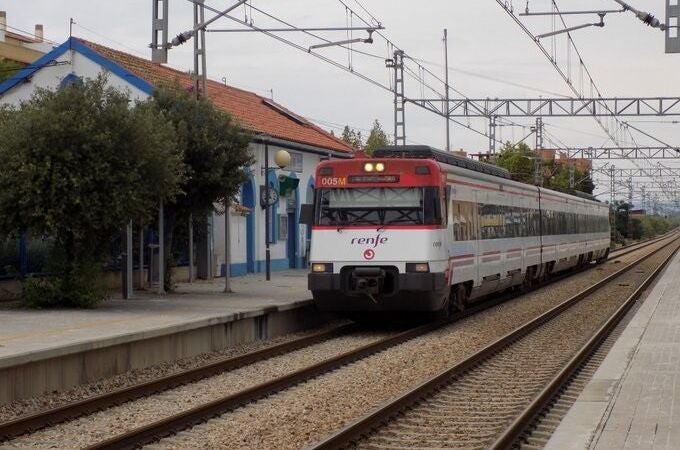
[497,0,675,202]
[200,0,512,145]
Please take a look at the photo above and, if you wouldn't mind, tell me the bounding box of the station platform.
[546,251,680,449]
[0,269,327,404]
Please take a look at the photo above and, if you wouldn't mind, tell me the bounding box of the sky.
[3,0,679,206]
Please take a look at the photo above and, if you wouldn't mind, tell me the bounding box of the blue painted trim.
[59,73,82,89]
[241,177,256,273]
[0,40,71,95]
[286,171,300,269]
[296,256,306,268]
[256,257,289,273]
[18,233,28,277]
[300,175,314,267]
[267,170,280,244]
[69,39,154,95]
[0,38,154,97]
[221,259,289,277]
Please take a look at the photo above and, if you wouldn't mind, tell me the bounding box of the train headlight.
[363,163,375,172]
[406,263,430,273]
[312,263,333,273]
[375,162,385,172]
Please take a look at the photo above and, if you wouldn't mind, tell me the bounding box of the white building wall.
[1,50,149,107]
[1,44,345,278]
[213,140,330,276]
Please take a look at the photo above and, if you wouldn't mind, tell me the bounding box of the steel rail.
[609,232,676,258]
[3,232,673,444]
[0,323,358,441]
[490,242,680,449]
[307,236,677,450]
[84,320,445,450]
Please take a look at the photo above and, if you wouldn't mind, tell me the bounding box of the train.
[307,146,610,316]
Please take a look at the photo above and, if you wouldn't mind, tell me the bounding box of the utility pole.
[534,117,544,186]
[193,0,208,98]
[443,29,451,152]
[641,185,647,211]
[386,50,406,146]
[627,177,633,238]
[151,0,169,63]
[489,116,497,155]
[569,164,575,190]
[609,166,616,205]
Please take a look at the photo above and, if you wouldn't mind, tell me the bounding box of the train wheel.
[596,248,610,265]
[522,267,534,292]
[450,284,467,313]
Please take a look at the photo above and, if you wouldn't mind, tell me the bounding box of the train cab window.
[315,187,442,227]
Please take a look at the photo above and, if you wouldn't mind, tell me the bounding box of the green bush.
[0,237,19,276]
[21,259,107,308]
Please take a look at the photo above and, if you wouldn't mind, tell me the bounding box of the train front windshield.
[315,187,442,227]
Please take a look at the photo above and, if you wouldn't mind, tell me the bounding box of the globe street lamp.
[261,137,290,280]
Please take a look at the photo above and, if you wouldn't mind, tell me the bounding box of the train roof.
[373,146,511,180]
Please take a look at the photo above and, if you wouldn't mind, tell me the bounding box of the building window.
[289,152,303,172]
[278,214,288,240]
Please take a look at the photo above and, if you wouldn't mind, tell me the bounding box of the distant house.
[0,37,354,278]
[0,11,50,66]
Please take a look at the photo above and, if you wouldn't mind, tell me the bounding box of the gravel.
[0,321,349,423]
[353,243,677,449]
[145,240,675,450]
[2,331,391,449]
[3,238,672,450]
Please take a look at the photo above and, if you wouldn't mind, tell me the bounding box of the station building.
[0,36,354,280]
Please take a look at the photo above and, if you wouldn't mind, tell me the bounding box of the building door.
[287,209,296,268]
[242,178,255,273]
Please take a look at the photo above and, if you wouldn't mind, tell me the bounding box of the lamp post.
[262,138,290,280]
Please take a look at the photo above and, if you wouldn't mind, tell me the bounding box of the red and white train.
[308,146,610,315]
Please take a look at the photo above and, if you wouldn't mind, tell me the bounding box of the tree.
[611,200,632,242]
[0,58,22,83]
[341,125,363,149]
[364,119,391,155]
[0,76,184,307]
[495,142,535,184]
[544,165,594,195]
[491,142,594,194]
[149,85,253,288]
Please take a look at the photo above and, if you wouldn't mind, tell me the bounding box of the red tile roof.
[77,38,353,154]
[5,30,36,44]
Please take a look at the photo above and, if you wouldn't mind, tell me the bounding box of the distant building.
[630,209,647,217]
[0,11,50,65]
[0,37,353,278]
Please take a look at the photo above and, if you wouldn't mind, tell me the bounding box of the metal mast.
[386,50,406,146]
[534,117,544,186]
[443,29,451,152]
[489,116,497,155]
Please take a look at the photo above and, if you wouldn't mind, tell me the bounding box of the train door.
[472,190,482,288]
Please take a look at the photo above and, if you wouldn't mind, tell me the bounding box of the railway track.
[309,235,679,450]
[0,234,673,449]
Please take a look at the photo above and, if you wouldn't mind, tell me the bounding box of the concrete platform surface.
[546,251,680,450]
[0,270,312,369]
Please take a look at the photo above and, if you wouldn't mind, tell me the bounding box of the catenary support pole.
[126,221,133,298]
[139,227,144,289]
[265,140,271,281]
[158,200,165,295]
[188,213,194,283]
[224,199,232,292]
[443,29,451,152]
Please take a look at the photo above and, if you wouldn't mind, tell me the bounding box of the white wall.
[1,46,338,276]
[1,49,149,106]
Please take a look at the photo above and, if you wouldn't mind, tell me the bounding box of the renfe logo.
[351,234,389,248]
